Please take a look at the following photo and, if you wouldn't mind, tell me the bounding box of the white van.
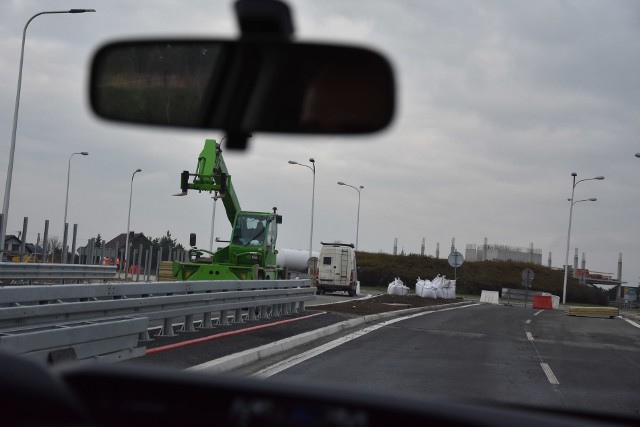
[316,242,357,296]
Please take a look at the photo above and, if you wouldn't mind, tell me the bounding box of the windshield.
[0,0,638,424]
[232,214,267,247]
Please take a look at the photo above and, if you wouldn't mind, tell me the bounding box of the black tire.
[348,288,356,297]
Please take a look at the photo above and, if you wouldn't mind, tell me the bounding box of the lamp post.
[62,151,88,263]
[124,169,142,280]
[562,173,604,304]
[337,182,364,251]
[0,8,96,259]
[288,159,316,261]
[635,153,640,158]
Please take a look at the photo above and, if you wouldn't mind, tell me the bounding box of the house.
[102,232,155,267]
[1,235,43,262]
[104,231,153,255]
[2,235,21,253]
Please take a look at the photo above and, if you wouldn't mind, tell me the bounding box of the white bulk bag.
[415,277,425,297]
[387,277,409,295]
[422,279,437,299]
[442,278,457,299]
[432,275,445,299]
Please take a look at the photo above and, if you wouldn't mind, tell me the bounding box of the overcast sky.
[1,0,639,286]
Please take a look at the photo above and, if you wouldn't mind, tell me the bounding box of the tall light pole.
[635,153,640,158]
[0,8,96,259]
[562,173,604,304]
[124,169,142,280]
[288,159,316,260]
[62,151,88,263]
[337,182,364,251]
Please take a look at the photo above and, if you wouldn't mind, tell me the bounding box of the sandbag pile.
[387,277,409,295]
[415,275,456,299]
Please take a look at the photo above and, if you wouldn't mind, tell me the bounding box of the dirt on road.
[310,294,460,316]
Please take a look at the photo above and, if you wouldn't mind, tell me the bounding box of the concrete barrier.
[532,295,553,310]
[480,290,499,304]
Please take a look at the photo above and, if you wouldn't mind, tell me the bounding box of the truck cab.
[226,211,280,270]
[316,242,357,296]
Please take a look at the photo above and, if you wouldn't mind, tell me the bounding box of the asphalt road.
[124,295,640,420]
[240,304,640,419]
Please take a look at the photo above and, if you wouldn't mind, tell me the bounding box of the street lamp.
[337,182,364,251]
[288,159,316,260]
[124,169,142,280]
[562,173,604,304]
[0,8,96,258]
[62,151,88,263]
[635,153,640,158]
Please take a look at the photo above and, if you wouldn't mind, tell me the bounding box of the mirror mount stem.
[231,0,293,151]
[224,132,252,151]
[235,0,294,41]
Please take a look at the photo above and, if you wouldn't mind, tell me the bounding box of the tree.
[47,236,62,262]
[94,233,103,248]
[149,231,185,268]
[151,230,184,252]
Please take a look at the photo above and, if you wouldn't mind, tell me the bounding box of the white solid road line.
[526,331,534,341]
[253,304,477,379]
[540,362,560,385]
[623,318,640,329]
[533,310,544,316]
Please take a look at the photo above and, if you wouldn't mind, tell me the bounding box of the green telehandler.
[172,139,286,281]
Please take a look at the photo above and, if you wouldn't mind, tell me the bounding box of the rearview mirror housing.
[90,39,395,138]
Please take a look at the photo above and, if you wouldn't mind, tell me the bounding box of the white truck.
[316,242,357,296]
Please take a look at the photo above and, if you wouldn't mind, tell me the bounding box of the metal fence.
[0,215,189,283]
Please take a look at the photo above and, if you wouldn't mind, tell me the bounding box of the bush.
[356,251,609,305]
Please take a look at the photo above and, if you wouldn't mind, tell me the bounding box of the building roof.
[104,232,152,251]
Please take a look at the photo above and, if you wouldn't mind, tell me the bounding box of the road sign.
[521,268,534,287]
[448,251,464,268]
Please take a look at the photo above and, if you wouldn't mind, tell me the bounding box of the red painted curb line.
[146,311,327,355]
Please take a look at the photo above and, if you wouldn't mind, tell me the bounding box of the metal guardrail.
[0,279,315,361]
[0,316,148,365]
[0,262,117,283]
[0,279,309,306]
[501,288,546,299]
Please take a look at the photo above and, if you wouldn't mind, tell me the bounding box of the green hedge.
[356,251,608,305]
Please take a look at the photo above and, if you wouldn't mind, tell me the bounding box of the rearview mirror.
[90,40,395,135]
